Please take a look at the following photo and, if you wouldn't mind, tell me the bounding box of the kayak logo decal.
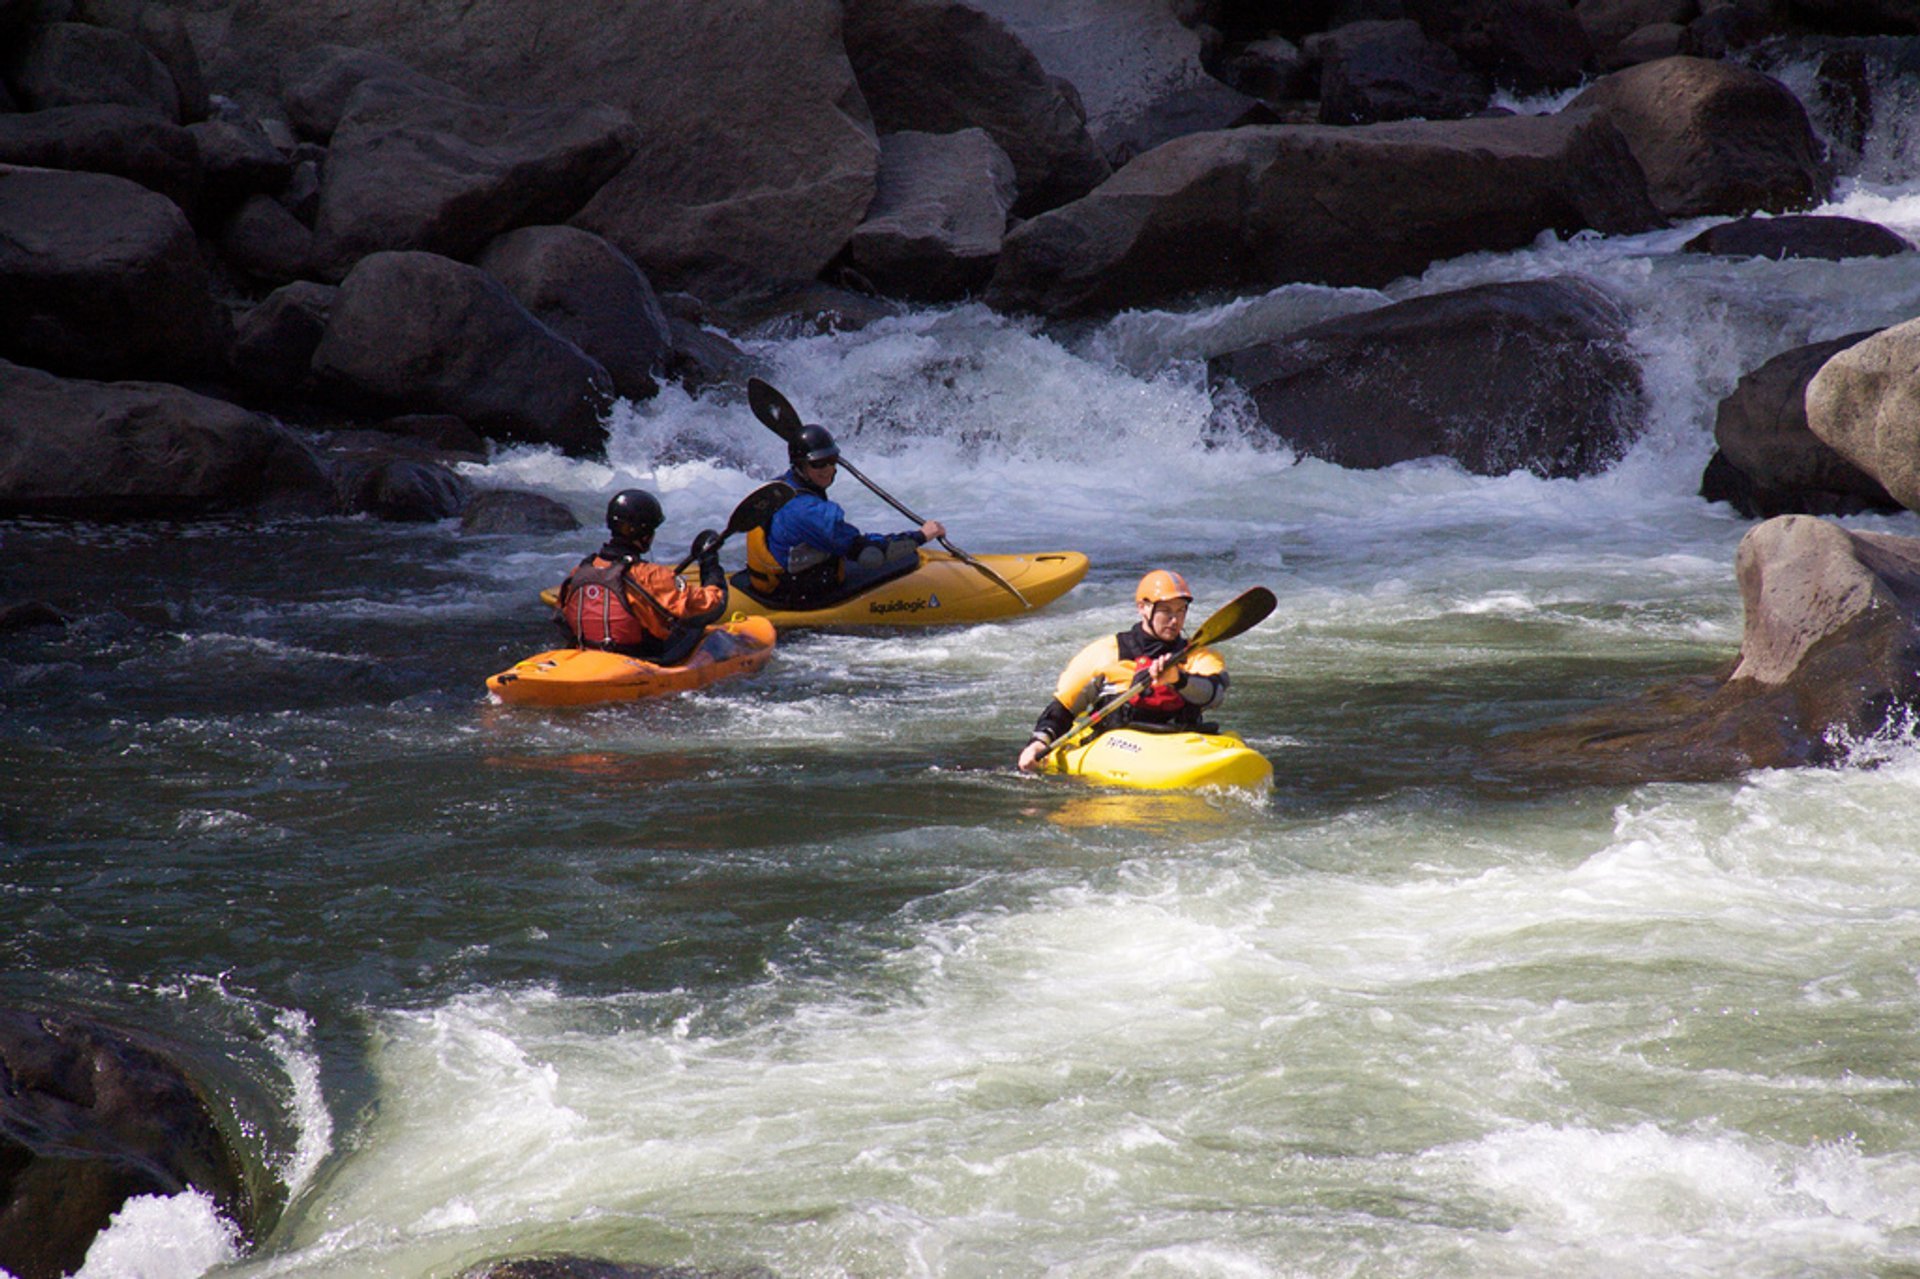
[869,593,940,616]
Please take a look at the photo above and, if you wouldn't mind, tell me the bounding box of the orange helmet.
[1135,569,1192,605]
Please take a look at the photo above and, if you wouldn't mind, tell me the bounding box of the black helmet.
[789,423,840,468]
[606,489,664,542]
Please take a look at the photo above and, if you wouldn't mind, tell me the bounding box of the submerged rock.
[1488,515,1920,783]
[0,1009,255,1279]
[1682,213,1914,260]
[1209,276,1645,478]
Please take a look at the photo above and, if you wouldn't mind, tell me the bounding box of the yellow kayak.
[1043,727,1273,791]
[540,549,1088,629]
[486,617,776,706]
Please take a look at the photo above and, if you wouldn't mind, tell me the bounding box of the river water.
[8,55,1920,1279]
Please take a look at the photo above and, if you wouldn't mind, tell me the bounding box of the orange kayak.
[485,617,776,706]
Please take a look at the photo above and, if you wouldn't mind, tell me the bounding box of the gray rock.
[1489,516,1920,782]
[843,0,1108,216]
[72,0,209,121]
[0,358,337,518]
[1218,36,1316,104]
[4,21,180,119]
[0,164,230,379]
[476,225,671,403]
[218,192,313,284]
[332,453,472,521]
[1101,78,1277,168]
[1576,0,1700,52]
[1407,0,1593,93]
[1315,19,1491,125]
[230,280,336,395]
[311,250,613,456]
[0,102,200,212]
[988,110,1661,316]
[847,129,1018,301]
[1602,21,1690,70]
[279,42,442,141]
[460,489,581,535]
[311,78,637,281]
[188,115,293,209]
[1807,316,1920,513]
[1209,275,1644,478]
[1570,55,1831,217]
[1708,330,1898,518]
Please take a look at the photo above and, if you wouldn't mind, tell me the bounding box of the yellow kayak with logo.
[1043,727,1273,791]
[485,617,776,706]
[540,549,1088,629]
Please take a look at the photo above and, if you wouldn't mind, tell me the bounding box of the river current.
[8,56,1920,1279]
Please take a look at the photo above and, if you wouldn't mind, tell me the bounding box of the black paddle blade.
[1188,586,1277,650]
[727,482,794,535]
[747,377,804,443]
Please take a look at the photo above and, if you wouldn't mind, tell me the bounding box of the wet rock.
[460,489,581,535]
[4,21,182,119]
[0,358,338,518]
[1682,213,1913,260]
[847,129,1018,302]
[0,102,201,213]
[987,109,1660,316]
[379,413,488,457]
[311,250,613,456]
[0,164,230,380]
[663,314,757,394]
[1807,316,1920,513]
[1209,275,1645,478]
[229,279,335,396]
[1488,516,1920,783]
[1571,56,1831,217]
[1707,330,1900,518]
[842,0,1109,217]
[1685,0,1784,57]
[1576,0,1699,59]
[476,225,672,403]
[332,453,472,521]
[310,78,637,281]
[1314,18,1491,124]
[0,600,68,632]
[457,1256,776,1279]
[0,1008,253,1279]
[1814,46,1873,162]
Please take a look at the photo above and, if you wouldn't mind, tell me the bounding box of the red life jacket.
[557,556,658,649]
[1130,655,1189,716]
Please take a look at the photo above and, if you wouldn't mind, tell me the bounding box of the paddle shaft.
[835,459,1033,608]
[1042,587,1277,764]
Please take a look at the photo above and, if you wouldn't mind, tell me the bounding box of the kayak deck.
[1043,727,1273,791]
[486,617,776,706]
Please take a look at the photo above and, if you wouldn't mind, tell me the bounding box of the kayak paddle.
[744,377,1033,609]
[1043,586,1278,764]
[674,481,792,574]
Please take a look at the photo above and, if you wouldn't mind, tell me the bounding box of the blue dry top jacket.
[766,467,922,568]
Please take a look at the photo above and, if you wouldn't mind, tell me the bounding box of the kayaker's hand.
[920,519,946,542]
[1147,654,1179,684]
[689,528,723,559]
[1017,739,1048,772]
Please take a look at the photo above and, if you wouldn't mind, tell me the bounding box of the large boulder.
[279,42,445,141]
[72,0,211,121]
[846,128,1018,301]
[1682,213,1913,260]
[842,0,1109,216]
[229,279,336,396]
[3,21,183,119]
[1568,55,1831,218]
[1314,19,1491,125]
[1706,331,1899,518]
[0,165,230,380]
[0,103,201,213]
[987,109,1661,316]
[475,225,672,404]
[0,359,337,518]
[962,0,1223,164]
[0,1010,255,1279]
[310,78,637,281]
[1806,317,1920,514]
[1489,516,1920,782]
[311,250,613,455]
[1209,276,1645,478]
[1406,0,1593,93]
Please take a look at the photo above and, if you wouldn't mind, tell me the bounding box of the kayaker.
[1016,569,1228,771]
[556,489,728,665]
[747,422,945,605]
